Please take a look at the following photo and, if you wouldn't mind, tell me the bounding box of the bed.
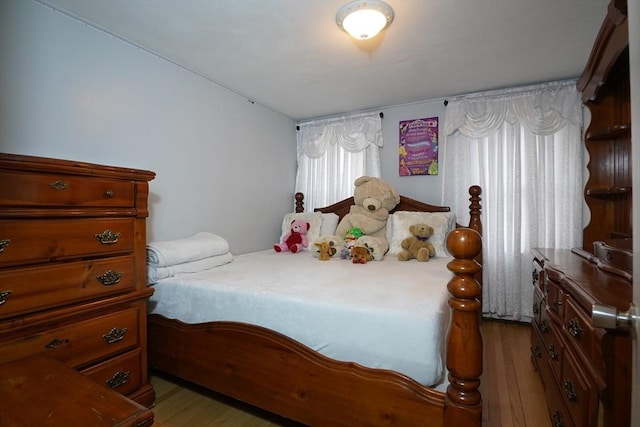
[147,186,483,427]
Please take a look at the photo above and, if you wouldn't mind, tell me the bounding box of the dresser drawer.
[532,258,544,290]
[545,275,565,319]
[82,348,143,396]
[538,299,552,337]
[545,318,563,382]
[545,375,576,427]
[561,349,599,427]
[0,170,135,208]
[532,286,544,325]
[0,218,134,268]
[564,297,605,381]
[0,306,140,368]
[530,324,549,386]
[0,255,135,320]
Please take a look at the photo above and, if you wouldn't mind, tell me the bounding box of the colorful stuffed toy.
[397,223,436,262]
[351,245,373,264]
[340,227,364,259]
[274,219,310,253]
[345,227,365,242]
[314,240,335,261]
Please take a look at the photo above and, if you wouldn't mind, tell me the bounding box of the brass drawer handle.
[45,338,67,349]
[106,370,130,389]
[49,180,69,191]
[567,318,582,338]
[0,290,12,306]
[102,327,128,344]
[105,189,115,198]
[548,344,559,360]
[0,239,10,253]
[95,229,121,245]
[563,379,577,402]
[551,409,564,427]
[96,270,123,286]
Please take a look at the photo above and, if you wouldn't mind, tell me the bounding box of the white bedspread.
[148,250,453,386]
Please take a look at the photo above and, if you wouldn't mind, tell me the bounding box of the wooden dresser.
[530,1,632,426]
[531,247,631,427]
[0,153,156,408]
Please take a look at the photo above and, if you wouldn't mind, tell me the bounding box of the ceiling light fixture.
[336,0,394,41]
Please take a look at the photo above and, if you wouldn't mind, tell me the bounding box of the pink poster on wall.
[399,117,438,176]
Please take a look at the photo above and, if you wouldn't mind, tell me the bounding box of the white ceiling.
[39,0,608,121]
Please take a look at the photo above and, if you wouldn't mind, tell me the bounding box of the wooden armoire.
[578,0,632,253]
[530,1,632,426]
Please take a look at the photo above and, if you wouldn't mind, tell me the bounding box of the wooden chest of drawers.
[0,153,156,408]
[530,248,631,427]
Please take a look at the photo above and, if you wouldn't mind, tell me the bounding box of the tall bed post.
[294,192,304,213]
[444,227,483,427]
[467,185,483,288]
[467,185,483,236]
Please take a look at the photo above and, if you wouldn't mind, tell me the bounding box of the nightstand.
[0,354,154,426]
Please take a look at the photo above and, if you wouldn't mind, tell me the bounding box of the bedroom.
[0,1,638,426]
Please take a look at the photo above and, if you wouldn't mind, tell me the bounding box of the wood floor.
[150,319,551,427]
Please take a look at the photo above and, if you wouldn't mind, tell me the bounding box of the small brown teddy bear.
[398,223,436,262]
[351,245,373,264]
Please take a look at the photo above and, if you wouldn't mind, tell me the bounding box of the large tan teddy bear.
[398,223,436,262]
[333,176,400,260]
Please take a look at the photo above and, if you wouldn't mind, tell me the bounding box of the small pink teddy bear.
[274,219,310,253]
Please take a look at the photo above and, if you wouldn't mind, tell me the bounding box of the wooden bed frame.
[148,186,483,426]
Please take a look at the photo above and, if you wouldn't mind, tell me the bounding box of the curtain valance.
[444,81,582,138]
[297,113,383,158]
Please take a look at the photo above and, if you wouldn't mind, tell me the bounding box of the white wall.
[0,0,297,254]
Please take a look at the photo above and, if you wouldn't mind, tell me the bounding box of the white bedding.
[148,250,453,387]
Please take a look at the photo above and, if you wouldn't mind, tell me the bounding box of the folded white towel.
[148,252,234,284]
[147,232,230,267]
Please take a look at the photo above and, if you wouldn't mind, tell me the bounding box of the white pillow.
[387,211,456,257]
[320,213,340,236]
[386,213,395,243]
[279,212,324,251]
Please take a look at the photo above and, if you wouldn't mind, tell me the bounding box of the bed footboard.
[149,316,447,426]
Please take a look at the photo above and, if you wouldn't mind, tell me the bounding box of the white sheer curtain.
[442,81,584,321]
[295,112,383,212]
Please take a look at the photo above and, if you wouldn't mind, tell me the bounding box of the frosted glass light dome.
[336,0,394,40]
